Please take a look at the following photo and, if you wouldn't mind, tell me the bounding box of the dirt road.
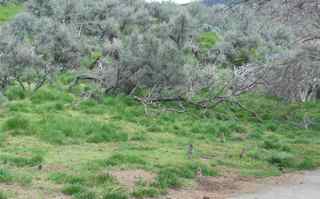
[229,170,320,199]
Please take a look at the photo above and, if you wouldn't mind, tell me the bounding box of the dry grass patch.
[110,169,156,191]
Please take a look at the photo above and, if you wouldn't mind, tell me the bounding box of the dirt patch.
[162,189,228,199]
[198,176,256,194]
[158,172,304,199]
[0,184,71,199]
[160,176,257,199]
[41,163,68,172]
[111,169,156,190]
[259,172,304,186]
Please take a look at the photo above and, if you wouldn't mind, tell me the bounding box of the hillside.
[0,82,319,199]
[0,0,319,199]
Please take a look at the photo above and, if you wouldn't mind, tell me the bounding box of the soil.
[157,171,306,199]
[0,184,71,199]
[1,169,317,199]
[229,170,320,199]
[110,169,156,191]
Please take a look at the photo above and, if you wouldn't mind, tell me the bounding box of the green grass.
[102,190,128,199]
[0,167,33,186]
[197,32,220,50]
[62,183,87,195]
[0,191,8,199]
[0,84,319,198]
[0,3,23,23]
[0,168,13,183]
[103,154,147,167]
[48,172,86,185]
[0,154,43,167]
[2,114,34,136]
[74,191,97,199]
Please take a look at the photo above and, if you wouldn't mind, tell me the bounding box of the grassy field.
[0,75,319,199]
[0,3,23,23]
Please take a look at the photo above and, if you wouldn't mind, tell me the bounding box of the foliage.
[0,0,299,102]
[0,3,22,23]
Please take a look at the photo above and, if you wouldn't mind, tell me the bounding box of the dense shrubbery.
[0,0,312,103]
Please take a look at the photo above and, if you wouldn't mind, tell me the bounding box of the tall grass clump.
[62,184,87,195]
[48,172,86,185]
[30,87,73,104]
[0,154,43,167]
[36,115,128,144]
[132,185,159,199]
[2,114,34,136]
[87,124,128,143]
[102,187,128,199]
[154,168,181,189]
[0,131,6,146]
[73,191,97,199]
[0,168,13,183]
[7,101,33,112]
[103,154,146,167]
[4,85,26,100]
